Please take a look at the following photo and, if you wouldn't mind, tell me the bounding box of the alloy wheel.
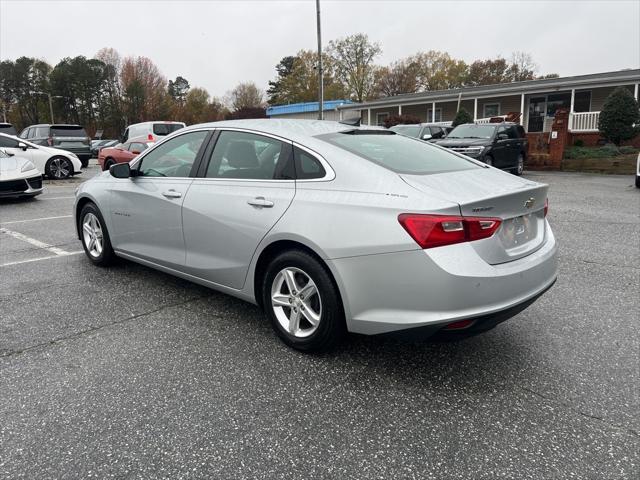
[517,154,524,175]
[271,267,322,338]
[82,213,104,258]
[51,158,71,179]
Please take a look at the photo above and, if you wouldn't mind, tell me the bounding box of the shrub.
[598,87,640,146]
[452,108,473,127]
[563,145,639,159]
[573,139,584,147]
[383,114,421,129]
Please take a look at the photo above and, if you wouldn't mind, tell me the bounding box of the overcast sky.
[1,0,639,99]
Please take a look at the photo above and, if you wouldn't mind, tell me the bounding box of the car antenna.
[339,117,361,127]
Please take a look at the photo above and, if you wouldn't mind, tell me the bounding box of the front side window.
[319,131,477,175]
[128,142,147,153]
[138,130,208,177]
[0,136,19,148]
[205,131,290,180]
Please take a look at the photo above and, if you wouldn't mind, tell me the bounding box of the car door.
[492,126,509,168]
[113,142,136,164]
[108,129,210,269]
[504,126,521,169]
[181,129,296,289]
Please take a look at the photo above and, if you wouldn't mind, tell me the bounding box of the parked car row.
[389,121,528,176]
[0,133,82,179]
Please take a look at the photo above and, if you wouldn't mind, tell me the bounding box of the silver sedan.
[74,119,557,351]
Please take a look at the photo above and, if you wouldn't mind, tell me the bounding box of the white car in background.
[0,149,43,198]
[0,133,82,180]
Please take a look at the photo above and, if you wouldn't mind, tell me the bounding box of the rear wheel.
[635,175,640,188]
[262,250,345,352]
[511,153,524,176]
[45,156,73,179]
[79,203,115,266]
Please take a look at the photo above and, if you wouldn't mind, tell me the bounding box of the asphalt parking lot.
[0,163,638,479]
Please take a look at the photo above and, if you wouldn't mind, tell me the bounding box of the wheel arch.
[74,195,101,239]
[250,238,349,321]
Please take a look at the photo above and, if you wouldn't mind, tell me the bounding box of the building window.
[483,103,500,118]
[426,108,442,122]
[376,112,389,126]
[546,93,571,116]
[574,91,591,112]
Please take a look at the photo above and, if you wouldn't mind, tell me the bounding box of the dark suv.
[0,123,17,135]
[19,124,92,167]
[434,122,528,175]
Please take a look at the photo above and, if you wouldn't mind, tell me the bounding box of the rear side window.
[153,123,184,136]
[51,126,87,137]
[318,131,478,175]
[128,142,147,153]
[205,131,291,180]
[294,147,326,179]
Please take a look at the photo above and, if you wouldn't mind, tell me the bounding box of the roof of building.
[267,100,353,116]
[338,69,640,110]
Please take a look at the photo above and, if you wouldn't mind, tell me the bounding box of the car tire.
[45,156,73,179]
[79,202,116,267]
[81,157,89,168]
[103,158,116,171]
[512,153,524,176]
[261,249,346,352]
[636,175,640,188]
[484,155,494,167]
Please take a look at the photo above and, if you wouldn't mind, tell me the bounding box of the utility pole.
[47,94,54,124]
[316,0,324,120]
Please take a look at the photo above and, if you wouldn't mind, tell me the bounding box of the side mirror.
[110,162,131,178]
[18,142,28,151]
[422,134,432,140]
[496,133,508,141]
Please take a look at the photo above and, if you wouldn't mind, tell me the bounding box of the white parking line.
[0,227,75,256]
[0,251,83,267]
[0,215,73,226]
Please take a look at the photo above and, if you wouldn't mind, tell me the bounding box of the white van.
[122,121,186,143]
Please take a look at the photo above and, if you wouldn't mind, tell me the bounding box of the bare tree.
[328,33,381,102]
[508,51,538,82]
[225,82,265,111]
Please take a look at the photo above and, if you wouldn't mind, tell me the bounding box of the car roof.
[181,119,383,145]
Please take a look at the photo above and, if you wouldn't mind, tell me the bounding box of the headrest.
[225,141,258,168]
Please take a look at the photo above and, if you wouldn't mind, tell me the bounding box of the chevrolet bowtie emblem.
[524,197,535,209]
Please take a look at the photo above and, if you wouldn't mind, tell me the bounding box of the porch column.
[398,105,402,115]
[635,83,639,101]
[367,108,371,125]
[431,102,436,122]
[473,98,478,120]
[339,109,343,121]
[569,88,576,130]
[520,93,525,126]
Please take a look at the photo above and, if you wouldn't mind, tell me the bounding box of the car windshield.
[446,124,496,139]
[318,131,478,175]
[51,126,88,137]
[389,125,422,138]
[153,124,184,136]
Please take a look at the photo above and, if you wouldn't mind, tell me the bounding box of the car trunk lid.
[401,168,548,264]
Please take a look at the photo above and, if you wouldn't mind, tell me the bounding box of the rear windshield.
[153,123,184,136]
[447,124,496,139]
[318,131,478,175]
[389,125,422,138]
[51,126,88,137]
[0,125,17,135]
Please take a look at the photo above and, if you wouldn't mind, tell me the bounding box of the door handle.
[162,190,182,199]
[247,196,274,208]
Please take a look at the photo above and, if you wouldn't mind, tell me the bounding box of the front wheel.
[484,155,494,167]
[79,203,116,266]
[103,158,115,171]
[262,250,345,352]
[45,156,73,179]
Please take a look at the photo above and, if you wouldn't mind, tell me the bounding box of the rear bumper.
[56,146,91,160]
[329,222,557,335]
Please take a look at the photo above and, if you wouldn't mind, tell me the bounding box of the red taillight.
[47,137,53,146]
[544,198,549,217]
[398,214,502,249]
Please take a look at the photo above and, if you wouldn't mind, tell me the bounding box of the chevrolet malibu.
[74,119,557,351]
